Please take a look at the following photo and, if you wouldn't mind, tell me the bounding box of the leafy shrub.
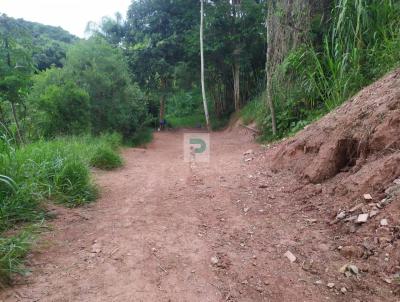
[30,80,91,138]
[65,38,148,138]
[100,132,123,150]
[129,127,153,147]
[90,146,123,170]
[27,38,149,140]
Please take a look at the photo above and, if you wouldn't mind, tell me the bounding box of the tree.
[264,0,330,136]
[204,0,266,115]
[0,14,78,71]
[0,18,33,144]
[32,80,91,137]
[65,38,147,137]
[28,38,148,139]
[85,12,126,45]
[200,0,210,130]
[124,0,200,126]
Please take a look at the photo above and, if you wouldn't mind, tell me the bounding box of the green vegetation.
[129,127,154,147]
[240,95,265,126]
[27,38,149,140]
[261,0,400,139]
[88,0,267,128]
[0,228,35,285]
[0,133,124,283]
[0,12,153,284]
[0,133,124,231]
[0,14,78,71]
[1,0,399,286]
[90,146,123,170]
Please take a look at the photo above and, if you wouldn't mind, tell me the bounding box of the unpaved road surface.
[1,130,393,301]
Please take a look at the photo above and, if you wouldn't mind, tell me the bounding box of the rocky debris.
[394,178,400,185]
[341,287,347,294]
[340,264,360,277]
[385,183,400,197]
[284,251,297,263]
[356,213,369,224]
[243,149,254,162]
[243,149,254,156]
[372,181,400,210]
[380,219,389,226]
[336,211,347,220]
[210,253,231,269]
[344,215,358,222]
[327,282,335,289]
[331,210,348,224]
[349,203,364,213]
[91,243,102,254]
[378,198,392,208]
[363,194,373,200]
[211,256,219,265]
[370,209,379,218]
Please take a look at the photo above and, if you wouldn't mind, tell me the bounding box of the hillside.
[271,69,400,200]
[0,14,78,70]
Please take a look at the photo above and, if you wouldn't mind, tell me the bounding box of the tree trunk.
[159,79,166,130]
[10,102,24,145]
[266,68,277,135]
[233,59,240,111]
[200,0,211,131]
[264,0,312,136]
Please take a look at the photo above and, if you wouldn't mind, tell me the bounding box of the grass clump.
[0,230,35,285]
[128,127,154,147]
[55,160,98,206]
[166,114,206,129]
[90,146,123,170]
[0,132,123,284]
[240,95,264,126]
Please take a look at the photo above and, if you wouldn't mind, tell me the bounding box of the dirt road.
[0,130,392,301]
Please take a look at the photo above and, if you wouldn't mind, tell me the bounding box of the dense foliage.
[27,38,149,139]
[91,0,267,128]
[259,0,400,138]
[0,14,78,71]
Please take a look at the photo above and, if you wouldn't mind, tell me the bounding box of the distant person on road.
[158,118,167,131]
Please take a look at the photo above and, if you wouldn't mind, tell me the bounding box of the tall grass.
[0,132,123,285]
[0,228,36,285]
[265,0,400,138]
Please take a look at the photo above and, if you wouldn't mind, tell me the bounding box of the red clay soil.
[1,70,400,302]
[272,69,400,197]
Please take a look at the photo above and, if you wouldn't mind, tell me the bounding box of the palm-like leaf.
[0,175,17,194]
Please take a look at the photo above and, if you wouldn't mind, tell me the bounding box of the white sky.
[0,0,132,37]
